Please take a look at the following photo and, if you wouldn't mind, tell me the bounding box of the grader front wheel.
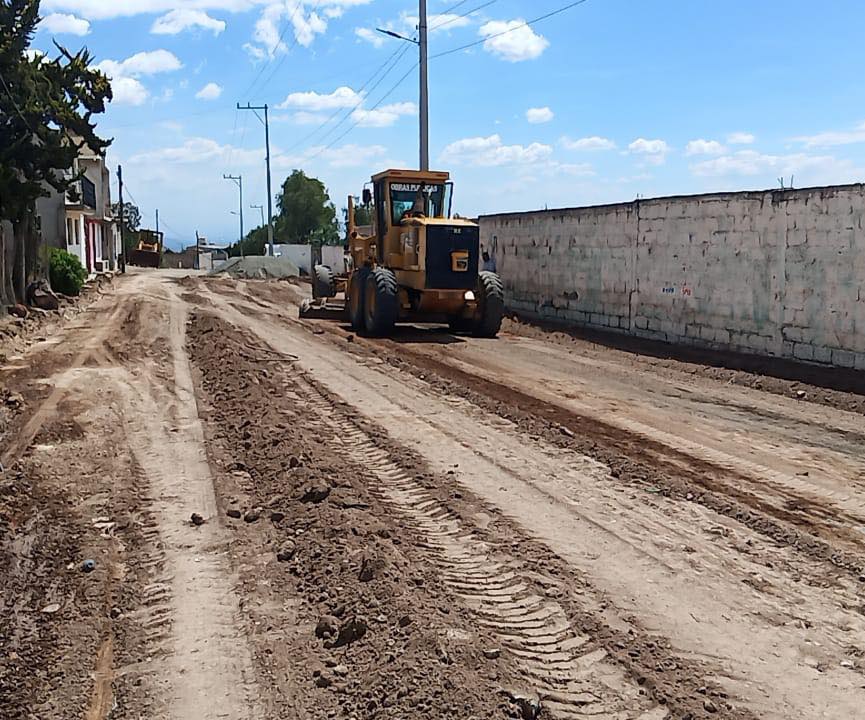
[364,268,398,336]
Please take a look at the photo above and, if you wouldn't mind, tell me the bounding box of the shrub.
[48,248,88,296]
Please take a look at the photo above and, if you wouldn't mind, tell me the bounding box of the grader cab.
[302,169,503,337]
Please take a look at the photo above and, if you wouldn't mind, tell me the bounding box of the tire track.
[288,369,667,720]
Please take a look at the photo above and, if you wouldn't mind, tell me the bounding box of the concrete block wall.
[480,184,865,369]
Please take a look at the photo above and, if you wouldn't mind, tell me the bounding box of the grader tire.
[348,267,370,330]
[472,271,504,338]
[364,268,398,336]
[312,264,336,299]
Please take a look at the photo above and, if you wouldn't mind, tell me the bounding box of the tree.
[228,224,267,257]
[0,0,112,306]
[274,170,340,246]
[111,201,140,232]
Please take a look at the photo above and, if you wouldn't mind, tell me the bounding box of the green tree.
[228,224,267,257]
[274,169,340,246]
[0,0,112,306]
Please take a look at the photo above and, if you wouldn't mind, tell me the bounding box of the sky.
[29,0,865,249]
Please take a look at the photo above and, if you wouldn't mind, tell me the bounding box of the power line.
[242,0,306,99]
[431,0,588,59]
[429,0,498,31]
[284,40,413,154]
[307,61,419,160]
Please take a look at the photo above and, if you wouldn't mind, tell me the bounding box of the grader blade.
[299,298,347,321]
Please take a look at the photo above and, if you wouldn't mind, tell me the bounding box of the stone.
[315,615,340,639]
[327,617,368,648]
[483,648,501,660]
[270,511,286,523]
[190,513,205,526]
[703,699,718,713]
[398,615,412,628]
[243,507,262,523]
[8,304,27,319]
[300,482,331,504]
[226,508,242,519]
[333,664,349,677]
[314,672,332,688]
[276,541,297,562]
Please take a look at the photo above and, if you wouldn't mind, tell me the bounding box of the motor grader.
[301,168,503,337]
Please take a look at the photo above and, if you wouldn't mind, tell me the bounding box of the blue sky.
[32,0,865,248]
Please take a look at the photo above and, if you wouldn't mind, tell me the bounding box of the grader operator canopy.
[388,182,452,222]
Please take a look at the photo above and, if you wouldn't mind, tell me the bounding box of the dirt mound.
[208,256,300,280]
[188,311,518,719]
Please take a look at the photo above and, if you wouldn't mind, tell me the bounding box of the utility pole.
[155,208,159,235]
[237,103,274,257]
[250,204,265,227]
[419,0,429,170]
[223,174,244,250]
[116,165,126,273]
[377,0,429,170]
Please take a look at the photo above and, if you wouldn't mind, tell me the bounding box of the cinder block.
[811,346,833,364]
[793,343,815,361]
[831,349,856,367]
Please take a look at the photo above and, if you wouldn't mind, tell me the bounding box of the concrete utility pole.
[223,174,244,248]
[237,103,274,257]
[155,208,159,236]
[116,165,126,273]
[419,0,429,170]
[377,0,429,171]
[250,204,265,227]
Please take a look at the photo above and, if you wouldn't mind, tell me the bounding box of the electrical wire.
[306,60,419,160]
[283,40,413,154]
[429,0,498,31]
[242,0,306,99]
[431,0,588,59]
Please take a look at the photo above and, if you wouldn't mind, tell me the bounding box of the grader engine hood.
[423,223,480,290]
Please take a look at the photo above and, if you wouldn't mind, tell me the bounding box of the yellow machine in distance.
[305,168,503,337]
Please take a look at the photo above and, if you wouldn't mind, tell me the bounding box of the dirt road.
[2,269,863,720]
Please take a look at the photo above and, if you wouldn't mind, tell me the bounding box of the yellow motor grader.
[301,168,503,337]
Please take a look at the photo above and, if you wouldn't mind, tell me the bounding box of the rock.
[190,513,205,526]
[226,508,242,519]
[501,690,541,720]
[795,390,807,399]
[346,335,354,343]
[703,699,718,713]
[81,559,96,573]
[315,615,340,639]
[4,392,23,409]
[243,507,262,523]
[559,426,575,438]
[288,456,301,469]
[398,615,412,628]
[41,603,61,614]
[483,648,501,660]
[312,327,325,335]
[110,606,122,619]
[314,672,333,688]
[30,286,60,311]
[327,617,368,648]
[276,541,297,562]
[8,304,27,319]
[358,555,380,582]
[270,511,286,523]
[300,482,331,504]
[332,664,349,677]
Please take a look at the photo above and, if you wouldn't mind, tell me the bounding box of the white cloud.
[691,150,851,179]
[111,77,149,106]
[96,50,181,106]
[793,121,865,148]
[355,27,384,47]
[628,138,670,165]
[440,134,552,167]
[151,9,226,35]
[287,111,329,125]
[97,49,183,78]
[727,132,755,145]
[195,82,223,100]
[526,106,553,124]
[479,20,549,62]
[561,136,616,151]
[41,12,90,35]
[685,139,727,156]
[351,101,416,128]
[278,86,362,111]
[130,137,262,166]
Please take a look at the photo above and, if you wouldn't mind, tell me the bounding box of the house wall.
[480,184,865,369]
[274,244,312,275]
